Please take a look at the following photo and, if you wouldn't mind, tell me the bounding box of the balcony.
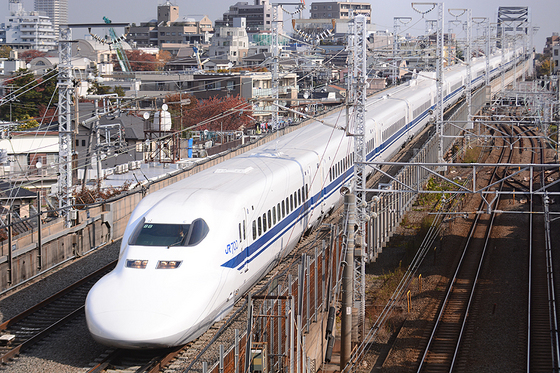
[252,87,275,97]
[252,85,298,97]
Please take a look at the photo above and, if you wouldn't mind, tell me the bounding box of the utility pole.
[393,17,412,86]
[435,3,444,163]
[57,25,74,227]
[341,193,355,370]
[56,21,129,226]
[465,9,472,129]
[348,13,367,342]
[271,4,279,130]
[449,8,472,128]
[413,3,444,162]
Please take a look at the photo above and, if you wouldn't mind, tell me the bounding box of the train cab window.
[290,195,294,211]
[262,214,267,232]
[258,217,262,236]
[272,207,277,225]
[268,210,272,228]
[252,221,256,239]
[129,218,209,247]
[187,219,210,246]
[282,200,286,217]
[298,189,301,205]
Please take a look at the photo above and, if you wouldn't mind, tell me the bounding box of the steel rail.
[0,260,116,364]
[417,123,515,373]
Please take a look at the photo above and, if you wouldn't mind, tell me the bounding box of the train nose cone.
[85,272,195,349]
[86,309,178,348]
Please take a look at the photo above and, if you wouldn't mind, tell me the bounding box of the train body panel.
[85,48,527,348]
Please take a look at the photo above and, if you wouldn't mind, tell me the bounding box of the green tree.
[537,58,553,77]
[87,83,126,97]
[0,45,12,58]
[112,86,125,97]
[87,82,112,95]
[0,68,58,122]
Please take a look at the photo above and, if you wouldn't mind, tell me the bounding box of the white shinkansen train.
[85,49,525,348]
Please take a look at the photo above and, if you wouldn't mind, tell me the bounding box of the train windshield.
[129,218,209,247]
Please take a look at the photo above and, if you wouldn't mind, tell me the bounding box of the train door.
[315,157,325,215]
[305,164,314,230]
[239,208,249,273]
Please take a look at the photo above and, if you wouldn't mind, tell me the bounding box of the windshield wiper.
[167,240,183,249]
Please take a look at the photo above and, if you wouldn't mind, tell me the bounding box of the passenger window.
[258,217,262,236]
[243,221,246,240]
[262,213,267,232]
[282,200,286,217]
[252,221,256,239]
[277,203,281,221]
[239,223,242,241]
[298,189,301,205]
[272,207,276,224]
[306,185,309,200]
[290,195,294,211]
[268,210,272,228]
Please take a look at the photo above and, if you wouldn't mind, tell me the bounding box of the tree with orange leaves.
[113,50,159,71]
[165,94,253,133]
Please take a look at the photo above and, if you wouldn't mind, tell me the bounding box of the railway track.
[416,124,518,373]
[527,128,560,371]
[0,261,115,365]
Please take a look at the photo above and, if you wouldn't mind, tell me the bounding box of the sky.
[3,0,559,51]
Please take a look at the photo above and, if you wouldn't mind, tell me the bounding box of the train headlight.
[156,260,182,269]
[126,259,148,269]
